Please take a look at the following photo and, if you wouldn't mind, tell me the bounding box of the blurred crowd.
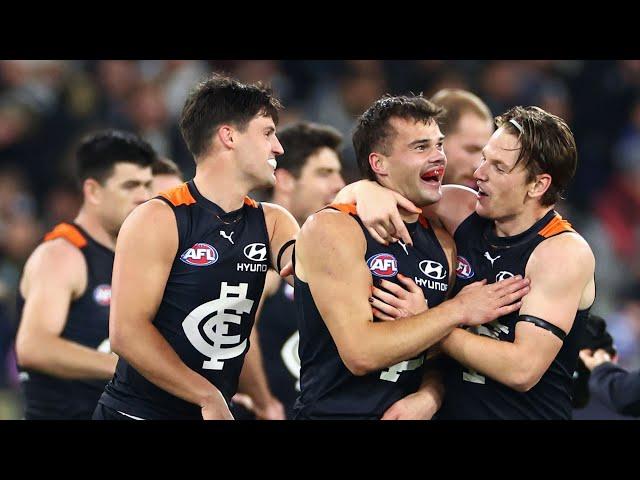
[1,60,639,417]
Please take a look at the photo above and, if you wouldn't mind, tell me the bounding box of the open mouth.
[267,159,277,169]
[420,166,444,185]
[478,185,489,197]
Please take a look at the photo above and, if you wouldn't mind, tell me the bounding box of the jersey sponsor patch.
[243,243,268,262]
[496,270,515,282]
[419,260,447,280]
[456,255,474,279]
[367,253,398,278]
[180,243,219,266]
[93,284,111,306]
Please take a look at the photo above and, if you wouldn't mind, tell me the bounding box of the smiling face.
[233,113,284,189]
[372,117,446,207]
[474,126,535,221]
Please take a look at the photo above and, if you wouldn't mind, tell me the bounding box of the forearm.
[356,302,462,372]
[416,367,445,411]
[590,363,640,416]
[113,321,222,408]
[440,328,524,389]
[237,329,276,409]
[18,336,117,380]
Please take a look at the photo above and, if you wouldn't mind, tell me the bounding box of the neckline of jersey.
[72,222,115,256]
[187,179,248,218]
[483,209,557,248]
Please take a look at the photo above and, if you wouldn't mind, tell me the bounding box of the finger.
[368,226,389,245]
[495,301,523,317]
[495,278,530,297]
[497,286,530,306]
[372,307,396,322]
[373,225,393,245]
[372,287,405,309]
[492,275,524,289]
[579,350,593,362]
[381,408,400,420]
[394,192,422,214]
[378,279,409,299]
[390,211,413,246]
[397,273,422,294]
[370,297,401,318]
[461,279,487,291]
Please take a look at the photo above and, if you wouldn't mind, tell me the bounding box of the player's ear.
[528,173,552,201]
[83,178,103,206]
[217,125,235,149]
[369,152,388,177]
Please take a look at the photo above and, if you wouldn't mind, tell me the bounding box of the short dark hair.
[76,129,156,185]
[430,88,493,135]
[179,73,283,161]
[276,122,343,177]
[353,94,444,180]
[151,157,183,179]
[495,106,577,206]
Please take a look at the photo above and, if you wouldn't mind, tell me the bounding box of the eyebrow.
[408,135,445,147]
[265,126,275,134]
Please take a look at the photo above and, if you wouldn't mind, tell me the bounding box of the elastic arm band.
[276,239,296,273]
[517,314,566,341]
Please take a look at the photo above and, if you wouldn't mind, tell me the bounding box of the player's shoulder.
[299,206,363,246]
[530,229,595,276]
[157,182,196,208]
[25,234,86,283]
[124,197,177,229]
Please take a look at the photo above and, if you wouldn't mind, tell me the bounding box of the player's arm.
[262,202,299,286]
[440,234,595,392]
[333,181,477,244]
[108,200,231,419]
[236,270,285,419]
[296,210,528,375]
[15,241,118,379]
[381,366,445,420]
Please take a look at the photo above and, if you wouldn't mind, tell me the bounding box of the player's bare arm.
[16,240,118,379]
[108,199,232,419]
[334,181,477,244]
[440,233,595,392]
[296,210,529,375]
[263,202,300,286]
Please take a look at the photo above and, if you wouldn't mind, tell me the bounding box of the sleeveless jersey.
[294,204,451,419]
[437,209,591,420]
[17,223,114,419]
[98,180,271,419]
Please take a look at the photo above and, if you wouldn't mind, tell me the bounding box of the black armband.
[276,239,296,273]
[517,315,566,341]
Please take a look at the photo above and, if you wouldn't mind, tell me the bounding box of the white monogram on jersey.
[182,282,254,370]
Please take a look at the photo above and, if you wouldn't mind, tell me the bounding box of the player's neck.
[193,160,250,212]
[493,205,554,237]
[74,208,117,251]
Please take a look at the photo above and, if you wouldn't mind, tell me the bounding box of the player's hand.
[381,389,440,420]
[579,348,612,371]
[370,274,428,321]
[253,397,286,420]
[454,276,530,326]
[201,392,234,420]
[345,180,421,246]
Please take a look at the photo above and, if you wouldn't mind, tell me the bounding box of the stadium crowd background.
[0,59,639,419]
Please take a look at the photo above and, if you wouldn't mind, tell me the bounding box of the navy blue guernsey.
[257,280,299,419]
[98,181,270,420]
[293,204,452,419]
[16,223,113,420]
[437,209,591,420]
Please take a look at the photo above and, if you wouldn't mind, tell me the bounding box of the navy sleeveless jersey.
[16,223,114,419]
[257,280,300,419]
[293,204,451,419]
[437,210,591,420]
[98,180,271,420]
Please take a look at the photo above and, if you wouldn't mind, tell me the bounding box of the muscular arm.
[296,210,475,375]
[15,240,117,379]
[263,202,299,287]
[441,234,596,392]
[108,200,229,416]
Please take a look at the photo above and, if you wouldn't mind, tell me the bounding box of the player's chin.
[416,186,442,206]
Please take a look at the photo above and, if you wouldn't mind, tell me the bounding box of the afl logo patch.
[456,256,474,279]
[93,284,111,306]
[367,253,398,278]
[181,243,219,266]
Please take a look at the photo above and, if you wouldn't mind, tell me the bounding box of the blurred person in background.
[151,156,183,194]
[430,89,494,190]
[14,130,155,419]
